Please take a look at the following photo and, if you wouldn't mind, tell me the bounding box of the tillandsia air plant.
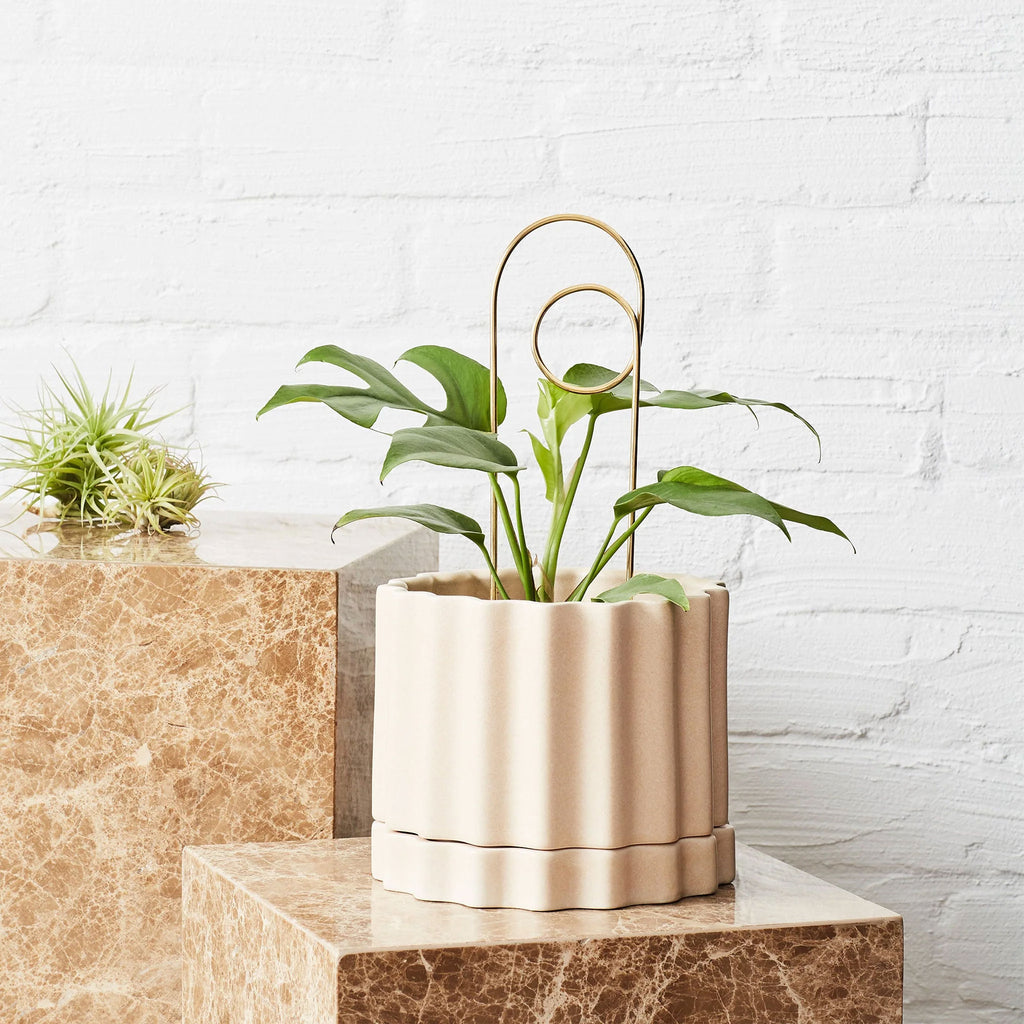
[97,442,217,533]
[1,362,216,533]
[258,345,853,607]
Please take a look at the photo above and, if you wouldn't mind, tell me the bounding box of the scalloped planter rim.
[371,569,734,910]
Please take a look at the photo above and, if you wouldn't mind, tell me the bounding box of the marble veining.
[182,839,903,1024]
[0,513,435,1024]
[1,558,337,1023]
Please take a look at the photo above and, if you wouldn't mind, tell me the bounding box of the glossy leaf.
[398,345,507,430]
[615,466,791,539]
[592,573,690,610]
[332,503,485,545]
[380,425,524,481]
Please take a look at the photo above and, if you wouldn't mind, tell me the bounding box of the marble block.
[182,838,903,1024]
[0,511,435,1024]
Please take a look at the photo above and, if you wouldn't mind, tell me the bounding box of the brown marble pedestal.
[182,838,903,1024]
[0,511,435,1024]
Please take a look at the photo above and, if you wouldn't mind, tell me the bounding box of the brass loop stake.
[489,215,645,599]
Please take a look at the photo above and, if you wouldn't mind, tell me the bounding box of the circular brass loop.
[531,284,640,396]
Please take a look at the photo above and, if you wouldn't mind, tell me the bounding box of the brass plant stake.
[488,214,646,599]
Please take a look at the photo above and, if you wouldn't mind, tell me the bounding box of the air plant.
[98,442,216,533]
[1,362,215,533]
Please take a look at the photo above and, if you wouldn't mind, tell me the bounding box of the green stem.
[476,540,511,600]
[567,506,654,602]
[540,413,597,601]
[511,474,536,601]
[489,474,530,597]
[592,506,652,577]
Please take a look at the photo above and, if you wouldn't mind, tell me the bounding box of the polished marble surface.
[0,507,416,570]
[0,512,433,1024]
[183,838,903,1023]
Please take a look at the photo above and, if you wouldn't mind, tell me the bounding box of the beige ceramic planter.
[371,569,734,910]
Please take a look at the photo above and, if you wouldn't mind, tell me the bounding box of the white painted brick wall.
[1,3,1021,1020]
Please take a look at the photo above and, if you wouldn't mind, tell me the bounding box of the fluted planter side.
[371,569,733,910]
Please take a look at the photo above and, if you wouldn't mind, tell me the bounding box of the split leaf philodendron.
[258,343,853,606]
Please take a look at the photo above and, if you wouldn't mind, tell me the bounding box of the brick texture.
[0,3,1021,1022]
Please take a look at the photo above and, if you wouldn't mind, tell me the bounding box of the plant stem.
[489,474,530,597]
[540,412,597,601]
[566,518,618,602]
[476,541,511,600]
[591,506,652,577]
[567,506,654,602]
[511,474,536,601]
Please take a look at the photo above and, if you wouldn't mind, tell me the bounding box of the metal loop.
[531,284,640,395]
[488,215,646,598]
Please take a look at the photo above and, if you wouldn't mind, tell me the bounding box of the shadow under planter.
[0,510,435,1024]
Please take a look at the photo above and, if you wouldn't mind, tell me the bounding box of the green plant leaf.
[653,389,820,457]
[592,573,690,610]
[561,363,820,453]
[526,430,559,502]
[258,346,438,428]
[256,384,399,429]
[398,345,506,430]
[614,466,791,539]
[557,363,652,418]
[767,502,856,551]
[332,503,485,545]
[536,378,596,445]
[258,344,510,431]
[380,426,525,481]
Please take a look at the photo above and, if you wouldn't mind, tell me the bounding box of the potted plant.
[260,215,851,910]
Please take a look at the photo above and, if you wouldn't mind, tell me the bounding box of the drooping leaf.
[296,345,428,417]
[256,384,400,429]
[332,503,485,545]
[592,573,690,610]
[380,425,524,481]
[526,430,559,503]
[614,466,791,539]
[398,345,507,430]
[561,364,820,453]
[655,389,820,457]
[561,363,657,417]
[258,345,469,429]
[767,502,855,551]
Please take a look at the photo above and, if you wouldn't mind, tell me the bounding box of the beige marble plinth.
[182,838,903,1024]
[0,511,435,1024]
